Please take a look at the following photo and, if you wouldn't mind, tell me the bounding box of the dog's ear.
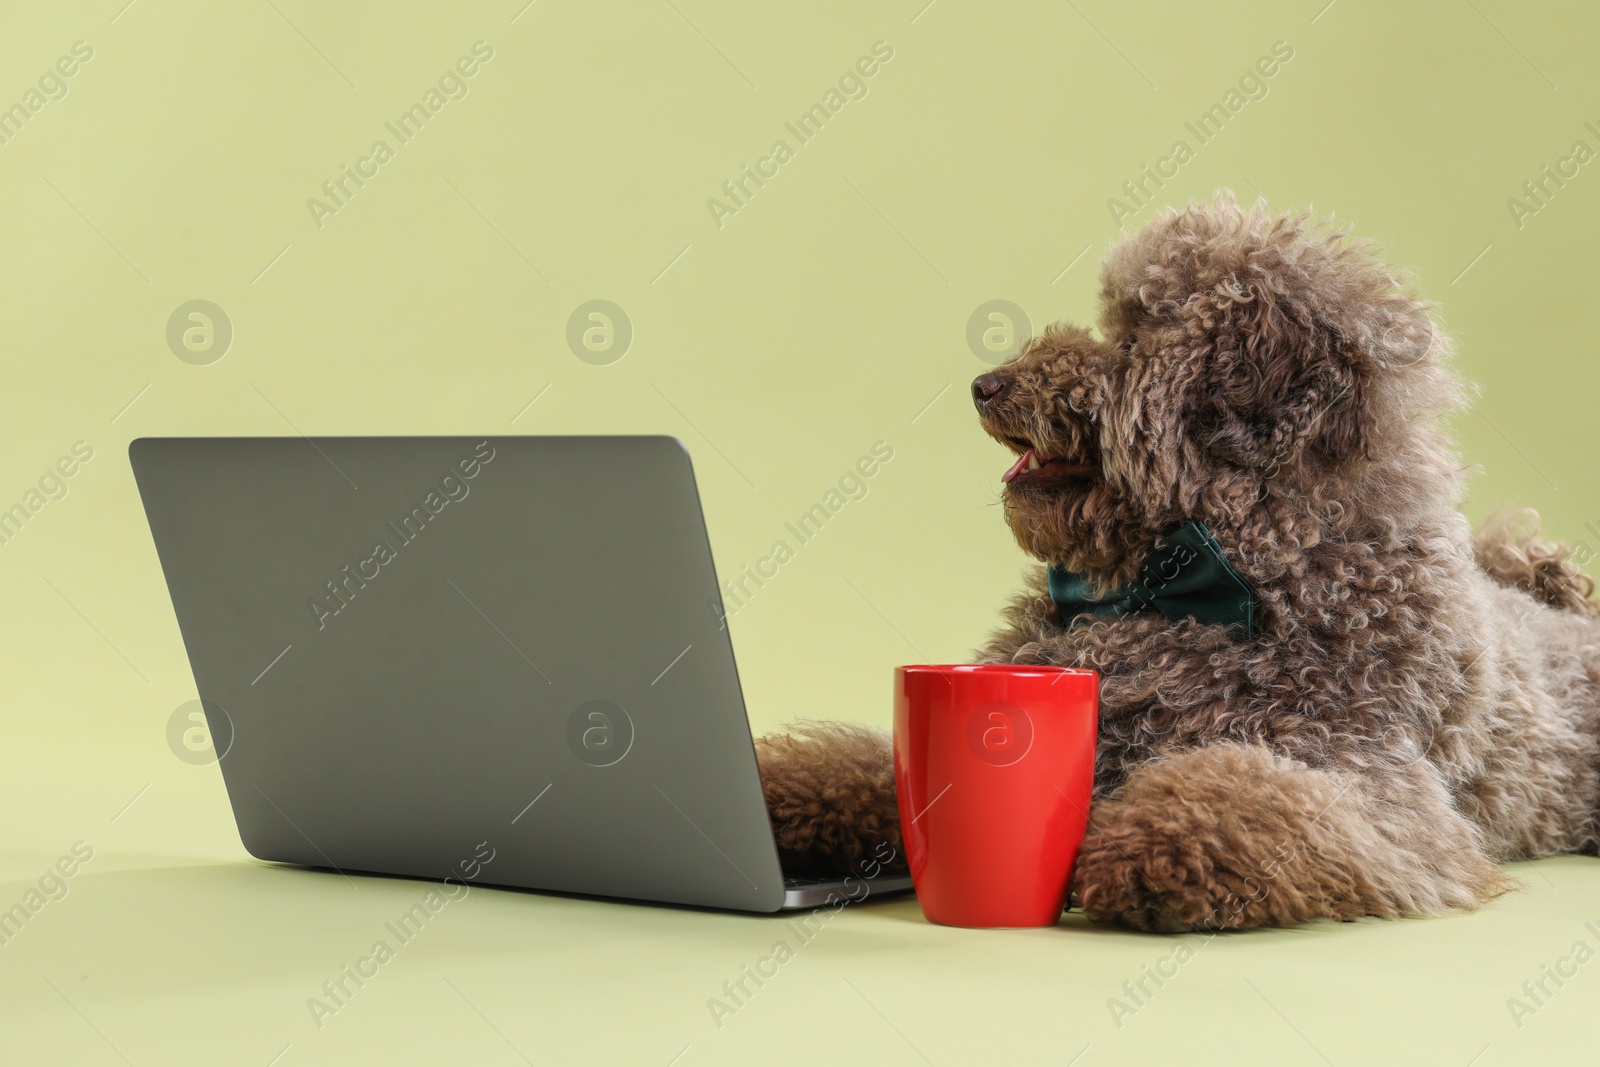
[1193,291,1365,476]
[1099,197,1444,479]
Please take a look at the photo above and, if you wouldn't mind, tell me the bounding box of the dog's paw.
[1072,816,1249,932]
[1070,744,1422,932]
[754,720,901,878]
[1071,744,1341,932]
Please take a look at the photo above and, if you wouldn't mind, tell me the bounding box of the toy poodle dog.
[756,193,1600,931]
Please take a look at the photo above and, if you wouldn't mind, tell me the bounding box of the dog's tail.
[1474,509,1600,616]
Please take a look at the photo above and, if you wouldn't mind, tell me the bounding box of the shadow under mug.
[893,663,1099,928]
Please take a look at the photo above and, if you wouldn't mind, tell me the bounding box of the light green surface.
[2,1,1597,1063]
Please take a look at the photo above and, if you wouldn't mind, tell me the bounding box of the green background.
[2,1,1597,1063]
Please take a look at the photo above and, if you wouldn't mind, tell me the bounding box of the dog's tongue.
[1002,450,1034,484]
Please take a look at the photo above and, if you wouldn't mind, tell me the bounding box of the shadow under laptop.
[265,858,920,919]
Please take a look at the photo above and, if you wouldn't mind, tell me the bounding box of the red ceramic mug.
[893,664,1099,928]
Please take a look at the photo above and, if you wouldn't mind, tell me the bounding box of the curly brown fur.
[1475,509,1600,616]
[761,194,1600,929]
[753,721,901,878]
[1071,743,1514,931]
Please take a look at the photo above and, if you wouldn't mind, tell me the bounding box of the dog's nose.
[972,373,1009,408]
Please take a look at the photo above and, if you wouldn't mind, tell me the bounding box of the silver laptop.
[130,435,911,912]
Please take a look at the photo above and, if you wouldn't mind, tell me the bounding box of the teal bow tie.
[1046,521,1255,639]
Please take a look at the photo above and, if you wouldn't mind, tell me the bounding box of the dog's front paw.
[754,720,901,878]
[1072,815,1246,932]
[1070,744,1425,932]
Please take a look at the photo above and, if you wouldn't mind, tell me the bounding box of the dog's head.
[975,194,1463,586]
